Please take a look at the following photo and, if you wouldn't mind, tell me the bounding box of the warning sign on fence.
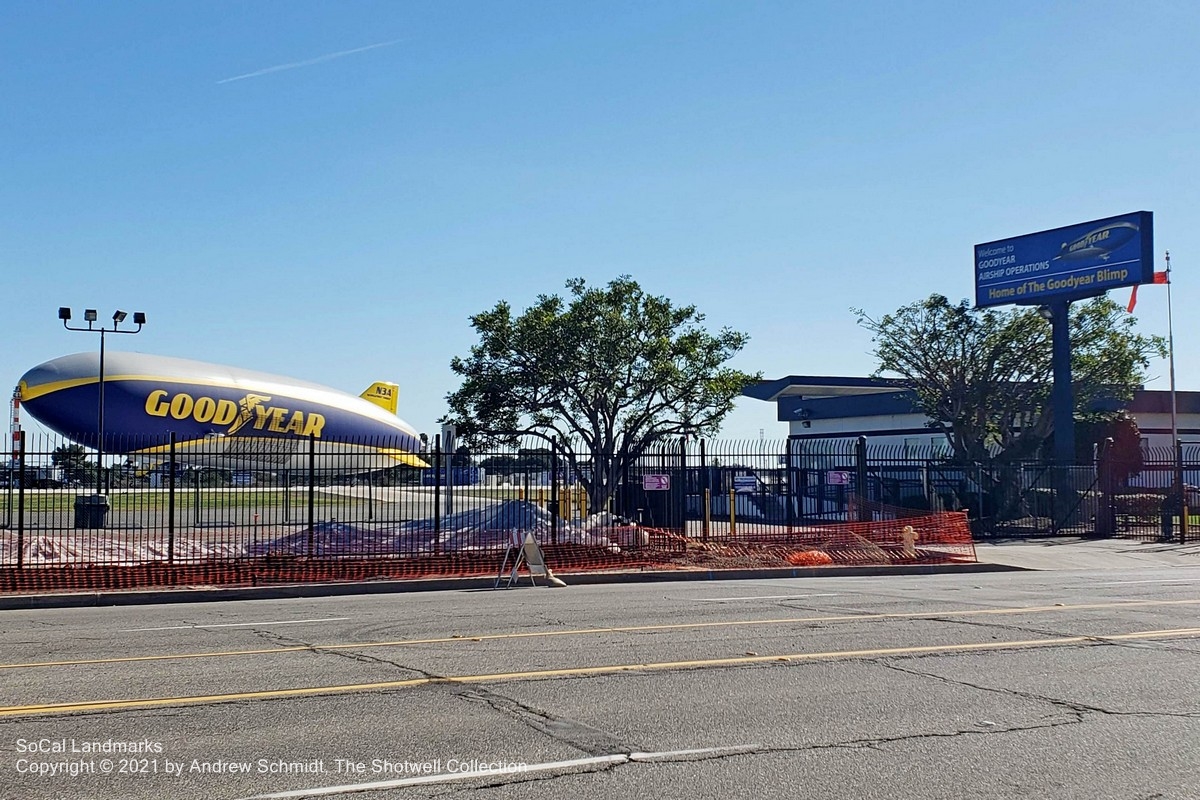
[733,475,758,493]
[643,474,670,491]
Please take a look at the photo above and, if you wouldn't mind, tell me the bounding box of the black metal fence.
[1,432,1196,569]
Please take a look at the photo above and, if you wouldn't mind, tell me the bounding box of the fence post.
[550,439,559,545]
[1093,437,1115,538]
[922,460,932,511]
[1106,439,1118,537]
[1050,462,1060,535]
[621,458,630,520]
[282,470,291,523]
[678,437,687,535]
[15,431,25,568]
[442,424,456,519]
[700,439,710,542]
[1177,438,1188,544]
[167,432,176,563]
[433,434,442,553]
[976,463,984,527]
[785,438,795,531]
[855,435,871,522]
[306,433,316,558]
[729,486,736,536]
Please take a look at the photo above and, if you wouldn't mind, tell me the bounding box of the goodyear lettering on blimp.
[1057,222,1139,261]
[144,390,326,438]
[1068,227,1110,254]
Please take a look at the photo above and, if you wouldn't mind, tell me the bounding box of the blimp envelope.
[17,352,428,472]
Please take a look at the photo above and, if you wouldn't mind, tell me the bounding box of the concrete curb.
[0,561,1026,610]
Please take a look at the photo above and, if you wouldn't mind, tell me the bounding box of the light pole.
[58,308,146,499]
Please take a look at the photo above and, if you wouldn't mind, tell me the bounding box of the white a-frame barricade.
[496,531,566,588]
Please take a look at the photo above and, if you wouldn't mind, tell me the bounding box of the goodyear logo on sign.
[144,390,326,438]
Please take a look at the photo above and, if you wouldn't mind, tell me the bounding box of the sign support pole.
[1048,299,1076,532]
[1050,299,1075,466]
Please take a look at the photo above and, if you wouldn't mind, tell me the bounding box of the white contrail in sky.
[217,38,403,84]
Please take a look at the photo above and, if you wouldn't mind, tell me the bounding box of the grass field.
[0,485,539,514]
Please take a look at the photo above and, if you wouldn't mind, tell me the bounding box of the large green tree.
[853,294,1166,464]
[445,276,759,511]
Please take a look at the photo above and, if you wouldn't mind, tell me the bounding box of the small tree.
[451,445,473,468]
[446,276,759,511]
[51,444,94,485]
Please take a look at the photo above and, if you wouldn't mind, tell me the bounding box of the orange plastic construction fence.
[0,511,974,594]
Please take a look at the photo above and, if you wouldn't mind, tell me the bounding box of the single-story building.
[743,376,1200,455]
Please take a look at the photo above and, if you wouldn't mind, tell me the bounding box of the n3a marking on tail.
[360,382,399,415]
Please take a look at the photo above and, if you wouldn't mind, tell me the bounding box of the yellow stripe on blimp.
[129,441,428,468]
[382,449,429,468]
[19,374,197,402]
[1,627,1197,718]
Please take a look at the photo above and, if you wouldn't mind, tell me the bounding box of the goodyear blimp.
[1055,220,1140,262]
[17,352,427,472]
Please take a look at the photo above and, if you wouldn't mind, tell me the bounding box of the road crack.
[458,686,632,756]
[245,627,636,757]
[875,659,1200,720]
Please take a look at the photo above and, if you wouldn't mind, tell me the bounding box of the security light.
[55,303,149,502]
[1036,305,1054,321]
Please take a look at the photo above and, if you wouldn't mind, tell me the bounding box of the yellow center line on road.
[2,626,1198,718]
[2,598,1199,671]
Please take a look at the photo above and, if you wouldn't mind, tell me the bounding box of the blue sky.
[3,1,1196,442]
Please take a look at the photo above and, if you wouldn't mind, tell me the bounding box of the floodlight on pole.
[58,307,147,498]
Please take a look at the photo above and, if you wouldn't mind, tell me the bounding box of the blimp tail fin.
[360,382,399,415]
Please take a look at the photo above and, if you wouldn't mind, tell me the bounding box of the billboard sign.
[975,211,1152,308]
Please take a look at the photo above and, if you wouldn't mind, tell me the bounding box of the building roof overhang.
[742,375,911,403]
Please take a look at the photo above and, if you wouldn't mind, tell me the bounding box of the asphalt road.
[0,567,1198,799]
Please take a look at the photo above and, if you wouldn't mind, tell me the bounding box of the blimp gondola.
[16,352,427,473]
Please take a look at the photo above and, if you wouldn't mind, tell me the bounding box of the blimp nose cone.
[19,353,97,394]
[15,353,101,434]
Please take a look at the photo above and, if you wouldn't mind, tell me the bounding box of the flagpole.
[1165,250,1186,542]
[1167,250,1177,444]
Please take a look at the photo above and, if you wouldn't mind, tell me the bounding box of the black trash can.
[74,494,110,529]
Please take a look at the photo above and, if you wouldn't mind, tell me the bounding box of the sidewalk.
[975,537,1200,571]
